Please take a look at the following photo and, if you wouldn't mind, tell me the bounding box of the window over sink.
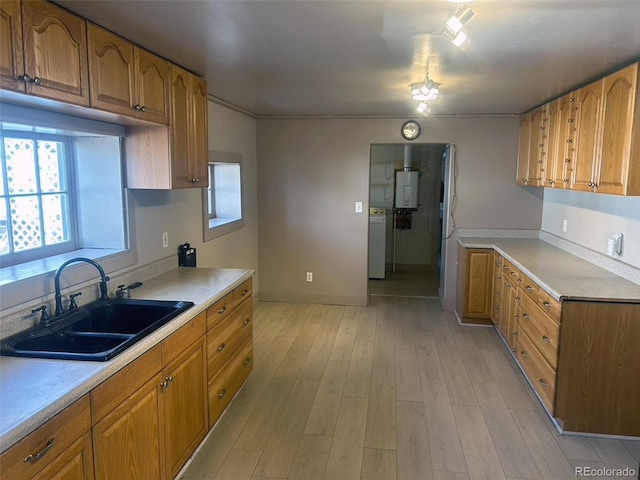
[0,104,137,311]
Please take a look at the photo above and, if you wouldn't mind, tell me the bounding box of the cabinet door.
[0,0,24,92]
[491,253,502,326]
[573,80,603,191]
[162,338,208,478]
[527,107,546,186]
[551,93,575,188]
[170,65,192,188]
[464,249,493,319]
[93,372,164,480]
[87,24,135,116]
[188,75,209,187]
[542,99,559,187]
[135,47,169,124]
[21,0,89,106]
[516,114,531,185]
[596,63,637,195]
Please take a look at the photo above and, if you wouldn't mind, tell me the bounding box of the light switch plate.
[355,201,363,213]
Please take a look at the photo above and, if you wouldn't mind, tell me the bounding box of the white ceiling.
[55,0,640,118]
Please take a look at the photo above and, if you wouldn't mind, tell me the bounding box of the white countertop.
[0,267,254,454]
[457,237,640,302]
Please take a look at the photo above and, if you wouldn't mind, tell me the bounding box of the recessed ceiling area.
[54,0,640,117]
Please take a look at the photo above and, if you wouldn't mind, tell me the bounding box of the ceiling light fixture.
[442,4,474,50]
[445,6,474,34]
[410,77,440,102]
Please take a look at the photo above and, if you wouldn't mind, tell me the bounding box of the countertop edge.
[456,237,640,303]
[0,267,254,454]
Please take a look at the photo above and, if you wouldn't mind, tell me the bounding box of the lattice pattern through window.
[0,133,71,257]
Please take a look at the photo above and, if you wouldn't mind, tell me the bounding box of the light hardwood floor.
[179,297,640,480]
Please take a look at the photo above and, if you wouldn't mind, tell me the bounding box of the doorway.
[368,143,451,298]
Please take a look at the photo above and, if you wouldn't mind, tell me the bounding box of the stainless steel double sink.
[0,298,194,361]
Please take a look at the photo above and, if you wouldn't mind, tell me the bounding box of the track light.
[443,26,470,49]
[446,6,474,34]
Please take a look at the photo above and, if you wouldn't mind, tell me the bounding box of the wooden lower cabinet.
[93,372,164,480]
[555,301,640,437]
[456,246,493,325]
[162,337,207,478]
[0,395,93,480]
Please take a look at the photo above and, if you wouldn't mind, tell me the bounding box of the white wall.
[542,189,640,269]
[257,116,543,308]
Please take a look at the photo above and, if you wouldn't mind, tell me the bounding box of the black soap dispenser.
[178,242,197,267]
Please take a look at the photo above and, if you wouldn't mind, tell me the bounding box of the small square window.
[202,151,244,241]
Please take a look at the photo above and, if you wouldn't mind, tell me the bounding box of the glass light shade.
[446,7,474,33]
[416,101,429,113]
[451,30,469,48]
[411,83,426,100]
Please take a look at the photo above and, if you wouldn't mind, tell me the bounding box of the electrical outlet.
[306,272,313,282]
[562,219,567,233]
[162,232,169,248]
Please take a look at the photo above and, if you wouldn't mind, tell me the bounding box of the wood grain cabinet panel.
[0,395,92,480]
[516,114,531,185]
[21,0,90,106]
[88,24,169,124]
[0,0,24,92]
[456,247,493,325]
[527,106,547,186]
[573,79,603,192]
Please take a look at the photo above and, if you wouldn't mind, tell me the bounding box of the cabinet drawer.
[206,292,234,330]
[208,337,253,428]
[519,293,560,369]
[515,326,556,414]
[521,273,561,321]
[163,311,206,365]
[0,395,91,480]
[91,345,162,423]
[207,299,253,379]
[233,278,253,308]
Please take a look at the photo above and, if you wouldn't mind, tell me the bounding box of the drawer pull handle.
[216,343,226,352]
[24,438,55,464]
[240,289,249,296]
[242,318,251,327]
[525,285,534,291]
[539,379,549,388]
[510,272,517,277]
[542,335,551,343]
[520,351,528,359]
[217,389,227,399]
[217,306,227,315]
[243,357,251,366]
[522,313,530,320]
[543,301,552,308]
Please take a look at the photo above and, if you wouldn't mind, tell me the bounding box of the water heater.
[395,171,420,209]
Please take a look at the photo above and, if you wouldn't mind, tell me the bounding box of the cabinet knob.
[548,180,555,185]
[539,378,549,388]
[567,139,573,144]
[522,313,530,320]
[33,76,41,85]
[525,285,533,291]
[542,301,552,308]
[243,357,251,366]
[563,178,569,183]
[568,118,574,123]
[569,97,575,103]
[565,158,571,163]
[216,343,226,352]
[242,318,250,327]
[139,105,145,112]
[542,335,551,343]
[217,388,227,399]
[191,178,199,183]
[240,289,249,296]
[520,351,528,359]
[217,306,227,315]
[538,143,544,148]
[19,73,31,83]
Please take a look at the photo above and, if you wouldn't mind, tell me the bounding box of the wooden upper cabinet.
[87,24,134,115]
[551,92,577,188]
[597,63,638,195]
[571,79,603,192]
[527,106,546,186]
[0,0,24,92]
[135,47,170,124]
[516,114,531,185]
[88,24,169,124]
[541,99,559,187]
[170,65,208,188]
[21,0,90,106]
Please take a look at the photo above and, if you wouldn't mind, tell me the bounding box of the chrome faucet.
[54,258,109,315]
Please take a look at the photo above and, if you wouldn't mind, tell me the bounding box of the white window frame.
[202,150,244,242]
[0,104,137,312]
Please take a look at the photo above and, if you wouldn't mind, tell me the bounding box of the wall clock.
[401,120,421,140]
